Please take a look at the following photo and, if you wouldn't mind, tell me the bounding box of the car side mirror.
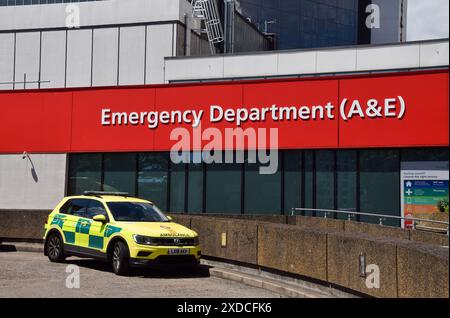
[167,216,173,222]
[93,214,107,223]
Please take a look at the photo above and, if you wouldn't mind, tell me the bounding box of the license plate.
[168,248,189,255]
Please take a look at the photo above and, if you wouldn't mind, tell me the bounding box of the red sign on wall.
[0,70,448,154]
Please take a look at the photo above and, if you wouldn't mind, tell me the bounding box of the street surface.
[0,251,283,298]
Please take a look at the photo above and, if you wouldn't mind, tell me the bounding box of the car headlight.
[133,234,158,246]
[193,236,200,246]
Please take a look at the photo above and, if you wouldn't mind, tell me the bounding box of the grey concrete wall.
[0,154,67,210]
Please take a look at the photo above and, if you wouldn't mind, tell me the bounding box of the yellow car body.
[43,192,201,275]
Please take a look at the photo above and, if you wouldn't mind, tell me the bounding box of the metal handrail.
[291,208,449,236]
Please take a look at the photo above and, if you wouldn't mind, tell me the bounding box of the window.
[60,199,89,217]
[284,151,302,214]
[86,200,108,219]
[103,153,137,195]
[244,152,281,214]
[68,154,102,195]
[206,152,242,214]
[402,148,449,162]
[360,149,400,226]
[315,150,335,216]
[187,153,204,213]
[169,161,186,213]
[107,202,168,222]
[137,153,168,211]
[304,150,314,215]
[337,150,357,218]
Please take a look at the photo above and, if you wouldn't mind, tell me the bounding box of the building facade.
[235,0,407,49]
[0,0,448,228]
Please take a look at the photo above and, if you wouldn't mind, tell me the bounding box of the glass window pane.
[337,150,357,219]
[402,148,449,162]
[284,150,302,215]
[206,152,242,214]
[169,161,186,213]
[360,149,400,226]
[86,200,108,219]
[187,152,204,213]
[68,154,102,195]
[137,153,168,211]
[315,150,335,216]
[304,150,314,216]
[244,152,281,214]
[103,153,137,195]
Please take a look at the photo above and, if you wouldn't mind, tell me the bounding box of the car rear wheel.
[46,233,66,263]
[112,241,130,276]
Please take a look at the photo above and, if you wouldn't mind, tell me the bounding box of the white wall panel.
[118,26,145,85]
[92,28,119,87]
[223,54,278,78]
[14,32,41,90]
[357,44,420,71]
[0,154,67,210]
[146,24,174,84]
[277,51,317,75]
[40,30,66,89]
[66,29,92,88]
[0,33,14,90]
[316,49,357,73]
[164,57,224,81]
[420,42,449,68]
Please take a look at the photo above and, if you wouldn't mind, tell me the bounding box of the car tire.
[112,241,130,276]
[46,232,66,263]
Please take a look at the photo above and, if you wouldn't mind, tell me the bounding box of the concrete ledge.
[190,217,259,265]
[397,242,449,298]
[0,210,49,240]
[344,220,410,240]
[257,223,328,281]
[327,232,399,298]
[409,230,449,247]
[295,216,345,232]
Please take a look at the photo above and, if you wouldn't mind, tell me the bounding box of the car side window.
[59,200,73,215]
[70,199,89,218]
[86,200,108,220]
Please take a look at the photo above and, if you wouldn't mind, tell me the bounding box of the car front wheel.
[112,241,130,276]
[46,233,66,263]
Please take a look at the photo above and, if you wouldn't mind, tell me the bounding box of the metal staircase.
[190,0,224,54]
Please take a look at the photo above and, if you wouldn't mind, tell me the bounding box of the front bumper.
[128,243,201,266]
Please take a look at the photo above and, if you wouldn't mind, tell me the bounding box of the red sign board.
[0,70,448,154]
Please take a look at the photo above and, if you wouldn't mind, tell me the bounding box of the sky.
[407,0,449,41]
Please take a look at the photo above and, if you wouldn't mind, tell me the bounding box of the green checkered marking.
[51,214,66,229]
[89,235,104,249]
[63,231,75,244]
[75,219,92,234]
[104,225,122,238]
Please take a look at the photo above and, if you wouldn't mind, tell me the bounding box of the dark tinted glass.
[284,151,302,214]
[68,154,102,195]
[206,152,242,214]
[107,202,168,222]
[86,200,107,219]
[244,152,281,214]
[337,150,357,218]
[187,153,204,213]
[360,149,400,226]
[315,150,335,215]
[138,153,168,211]
[103,153,137,195]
